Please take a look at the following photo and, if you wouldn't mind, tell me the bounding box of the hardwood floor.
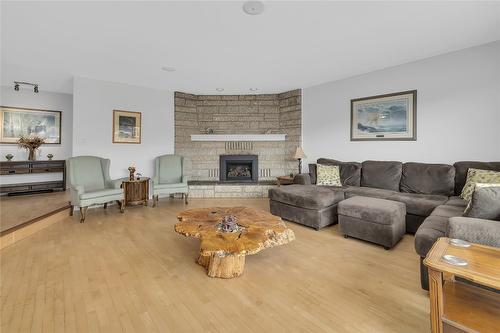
[0,198,430,332]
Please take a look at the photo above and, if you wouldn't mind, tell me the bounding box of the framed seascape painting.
[350,90,417,141]
[0,106,62,144]
[113,110,141,144]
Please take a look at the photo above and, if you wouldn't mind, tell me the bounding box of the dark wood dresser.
[0,160,66,195]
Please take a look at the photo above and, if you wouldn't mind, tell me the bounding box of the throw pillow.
[463,184,500,221]
[460,168,500,201]
[316,164,341,186]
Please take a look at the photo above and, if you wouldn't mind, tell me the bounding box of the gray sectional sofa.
[268,159,500,289]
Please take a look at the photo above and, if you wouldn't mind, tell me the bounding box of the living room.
[1,1,499,332]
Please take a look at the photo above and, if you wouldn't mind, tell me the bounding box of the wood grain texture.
[175,207,295,278]
[0,198,429,332]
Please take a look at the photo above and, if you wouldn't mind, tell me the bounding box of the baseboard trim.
[0,204,71,250]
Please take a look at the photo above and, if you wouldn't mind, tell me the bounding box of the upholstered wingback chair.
[152,154,188,206]
[67,156,125,222]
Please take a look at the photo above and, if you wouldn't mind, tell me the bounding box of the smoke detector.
[243,1,264,15]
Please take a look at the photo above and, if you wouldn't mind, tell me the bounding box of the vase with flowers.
[17,136,45,161]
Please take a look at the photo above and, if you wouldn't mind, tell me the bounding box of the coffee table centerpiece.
[175,207,295,278]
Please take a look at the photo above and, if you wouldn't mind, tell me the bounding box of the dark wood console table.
[0,160,66,195]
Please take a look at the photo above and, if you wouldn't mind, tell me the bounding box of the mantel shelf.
[190,134,287,142]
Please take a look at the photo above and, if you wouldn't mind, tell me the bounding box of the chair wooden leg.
[103,203,107,209]
[80,207,88,223]
[70,205,74,216]
[184,193,189,204]
[153,195,158,207]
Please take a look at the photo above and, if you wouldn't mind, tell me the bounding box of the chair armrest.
[69,185,84,205]
[108,178,127,189]
[447,216,500,248]
[182,176,188,184]
[293,173,311,185]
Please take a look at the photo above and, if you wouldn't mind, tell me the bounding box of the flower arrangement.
[17,136,45,161]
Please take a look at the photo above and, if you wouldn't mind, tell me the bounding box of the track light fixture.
[13,81,39,93]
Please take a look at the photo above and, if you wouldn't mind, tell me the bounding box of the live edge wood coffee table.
[424,237,500,333]
[175,207,295,278]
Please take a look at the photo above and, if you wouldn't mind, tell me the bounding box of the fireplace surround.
[220,155,258,182]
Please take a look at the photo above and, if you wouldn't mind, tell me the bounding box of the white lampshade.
[293,147,306,159]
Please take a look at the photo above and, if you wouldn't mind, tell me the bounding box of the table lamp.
[293,147,306,174]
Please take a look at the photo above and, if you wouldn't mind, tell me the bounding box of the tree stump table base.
[175,207,295,279]
[197,253,246,278]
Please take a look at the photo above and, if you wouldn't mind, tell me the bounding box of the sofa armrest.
[293,173,311,185]
[447,216,500,248]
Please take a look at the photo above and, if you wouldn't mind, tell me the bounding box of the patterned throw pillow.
[316,164,341,186]
[460,168,500,201]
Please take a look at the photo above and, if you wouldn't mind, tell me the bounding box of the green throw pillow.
[460,168,500,201]
[316,164,341,186]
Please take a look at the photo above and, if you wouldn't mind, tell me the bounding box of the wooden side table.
[122,178,150,206]
[276,175,294,186]
[424,237,500,333]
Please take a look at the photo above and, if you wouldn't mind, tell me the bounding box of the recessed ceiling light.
[243,1,264,15]
[161,66,176,72]
[216,88,224,92]
[249,88,258,91]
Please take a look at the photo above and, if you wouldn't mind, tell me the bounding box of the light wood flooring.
[0,198,430,332]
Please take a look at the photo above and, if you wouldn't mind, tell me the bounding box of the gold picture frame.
[112,110,141,144]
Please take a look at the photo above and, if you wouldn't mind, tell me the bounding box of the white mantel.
[190,134,287,142]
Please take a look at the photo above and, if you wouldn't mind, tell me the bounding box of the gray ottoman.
[338,196,406,249]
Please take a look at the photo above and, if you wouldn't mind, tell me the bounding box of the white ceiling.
[2,1,499,95]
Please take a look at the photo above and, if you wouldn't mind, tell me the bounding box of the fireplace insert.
[220,155,258,182]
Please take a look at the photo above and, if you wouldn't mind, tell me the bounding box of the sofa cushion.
[400,162,455,196]
[268,185,344,209]
[389,192,447,216]
[316,158,362,186]
[464,186,500,221]
[338,196,405,225]
[430,205,464,218]
[361,160,402,191]
[344,186,397,199]
[445,196,467,207]
[80,188,123,200]
[414,215,448,256]
[453,161,500,195]
[309,163,317,184]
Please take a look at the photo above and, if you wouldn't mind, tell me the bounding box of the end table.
[276,175,294,186]
[122,177,150,206]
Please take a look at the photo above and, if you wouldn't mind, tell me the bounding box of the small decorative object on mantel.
[205,127,214,134]
[47,153,54,160]
[217,215,243,233]
[128,165,136,181]
[5,153,13,161]
[17,135,45,161]
[350,90,417,141]
[293,146,306,174]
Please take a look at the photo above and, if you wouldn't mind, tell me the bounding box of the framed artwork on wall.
[0,106,62,144]
[350,90,417,141]
[113,110,141,144]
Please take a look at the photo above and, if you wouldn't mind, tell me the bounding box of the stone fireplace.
[174,89,301,197]
[220,155,258,182]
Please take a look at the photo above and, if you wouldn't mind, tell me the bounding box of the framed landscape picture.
[350,90,417,141]
[113,110,141,144]
[0,106,62,144]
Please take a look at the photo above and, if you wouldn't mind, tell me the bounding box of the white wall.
[0,86,73,184]
[72,77,174,179]
[303,41,500,167]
